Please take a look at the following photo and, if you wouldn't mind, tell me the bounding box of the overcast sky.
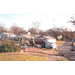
[0,14,74,31]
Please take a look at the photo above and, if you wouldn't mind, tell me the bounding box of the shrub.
[0,40,21,53]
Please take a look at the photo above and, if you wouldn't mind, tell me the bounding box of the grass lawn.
[0,52,48,61]
[0,40,65,61]
[56,41,64,46]
[57,58,67,61]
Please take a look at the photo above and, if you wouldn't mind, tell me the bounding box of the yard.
[0,52,48,61]
[56,41,64,46]
[0,40,65,61]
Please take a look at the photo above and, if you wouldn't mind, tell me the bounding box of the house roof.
[43,36,55,39]
[0,32,16,36]
[19,34,41,38]
[37,36,55,40]
[20,34,34,38]
[21,34,32,38]
[32,35,41,38]
[18,34,55,40]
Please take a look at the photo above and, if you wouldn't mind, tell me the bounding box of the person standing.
[20,38,25,52]
[21,38,25,46]
[32,37,36,47]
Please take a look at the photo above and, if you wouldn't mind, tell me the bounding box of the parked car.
[71,46,75,51]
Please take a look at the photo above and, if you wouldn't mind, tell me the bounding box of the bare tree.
[21,27,27,34]
[51,20,62,39]
[28,21,41,35]
[28,27,36,35]
[45,29,53,36]
[38,29,46,35]
[67,16,75,31]
[0,23,7,33]
[32,21,40,33]
[10,24,24,35]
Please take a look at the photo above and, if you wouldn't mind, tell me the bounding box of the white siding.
[45,39,56,48]
[0,32,16,40]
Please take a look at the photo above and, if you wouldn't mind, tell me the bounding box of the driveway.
[58,41,75,61]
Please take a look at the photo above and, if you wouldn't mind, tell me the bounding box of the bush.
[0,40,21,53]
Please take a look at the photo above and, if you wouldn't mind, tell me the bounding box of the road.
[58,41,75,61]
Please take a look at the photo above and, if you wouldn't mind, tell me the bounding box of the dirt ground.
[24,48,49,57]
